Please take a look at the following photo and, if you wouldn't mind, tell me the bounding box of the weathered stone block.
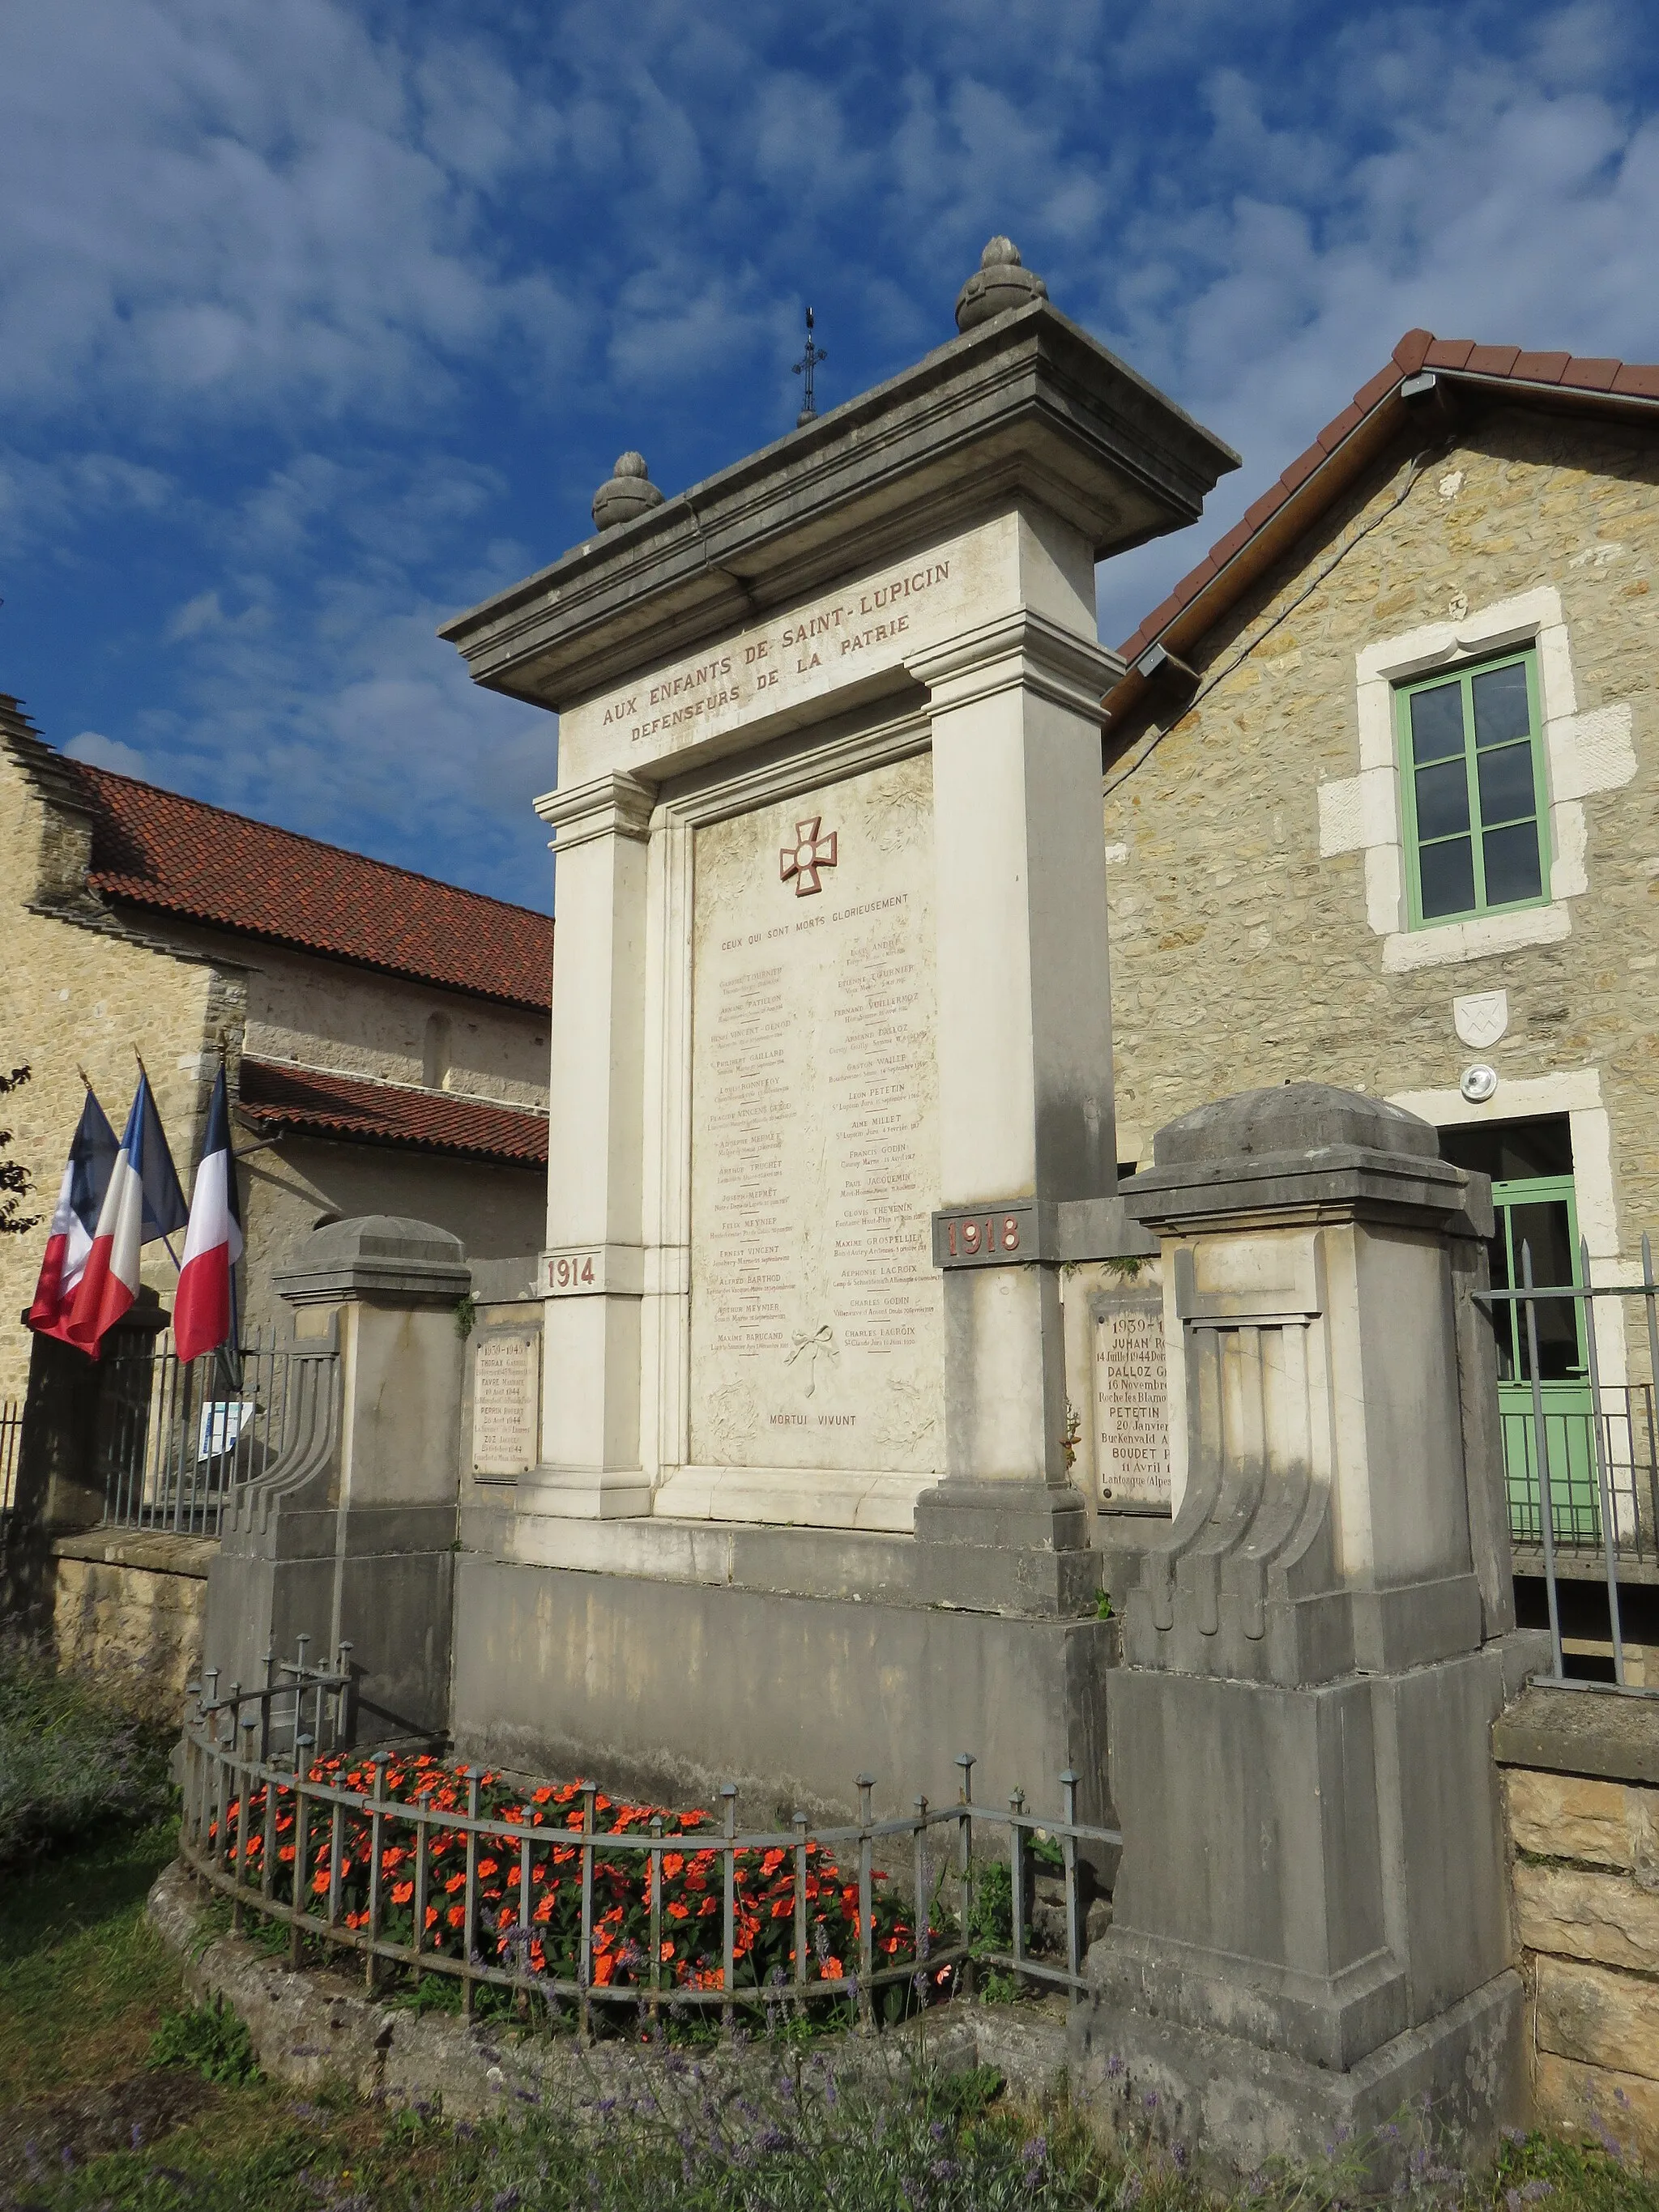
[1513,1862,1659,1973]
[1535,1954,1659,2081]
[1533,2052,1659,2164]
[1505,1767,1635,1869]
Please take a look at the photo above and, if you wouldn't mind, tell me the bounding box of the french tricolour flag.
[64,1069,189,1355]
[27,1088,120,1342]
[173,1064,244,1365]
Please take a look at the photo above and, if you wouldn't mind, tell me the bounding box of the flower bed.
[210,1752,951,2001]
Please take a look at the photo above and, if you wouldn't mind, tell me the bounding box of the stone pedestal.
[440,258,1237,1813]
[1077,1085,1531,2169]
[203,1216,469,1742]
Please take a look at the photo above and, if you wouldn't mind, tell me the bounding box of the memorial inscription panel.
[471,1332,540,1477]
[689,752,942,1473]
[1094,1292,1171,1512]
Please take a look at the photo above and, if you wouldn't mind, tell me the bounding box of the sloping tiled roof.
[237,1058,547,1167]
[49,744,552,1011]
[1108,329,1659,723]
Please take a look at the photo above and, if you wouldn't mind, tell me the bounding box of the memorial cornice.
[1119,1144,1492,1238]
[906,608,1124,719]
[439,303,1238,713]
[533,770,655,848]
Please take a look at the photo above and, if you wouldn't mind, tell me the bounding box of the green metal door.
[1489,1174,1599,1545]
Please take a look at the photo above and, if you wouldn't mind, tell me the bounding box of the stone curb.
[145,1860,1073,2120]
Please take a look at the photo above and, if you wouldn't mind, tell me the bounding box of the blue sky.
[4,0,1658,914]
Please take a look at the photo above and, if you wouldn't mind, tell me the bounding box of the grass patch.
[0,1637,173,1866]
[0,1814,181,2106]
[147,1997,260,2087]
[4,1813,1659,2209]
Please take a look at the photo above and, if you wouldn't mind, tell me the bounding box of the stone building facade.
[1,696,552,1403]
[1101,331,1659,1669]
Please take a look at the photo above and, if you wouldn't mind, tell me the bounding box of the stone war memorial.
[197,241,1543,2165]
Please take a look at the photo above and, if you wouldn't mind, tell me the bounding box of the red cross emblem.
[780,816,838,897]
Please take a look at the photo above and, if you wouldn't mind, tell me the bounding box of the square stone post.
[203,1215,471,1742]
[1077,1085,1536,2170]
[911,612,1120,1613]
[527,770,655,1518]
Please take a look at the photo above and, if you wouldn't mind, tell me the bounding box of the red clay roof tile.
[1315,403,1366,454]
[1111,328,1659,674]
[1510,351,1572,384]
[237,1059,547,1166]
[1243,485,1290,532]
[62,762,552,1010]
[1352,365,1400,415]
[1277,443,1324,496]
[1558,356,1621,391]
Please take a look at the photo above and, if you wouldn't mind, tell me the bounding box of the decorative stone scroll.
[1092,1289,1170,1513]
[471,1332,540,1477]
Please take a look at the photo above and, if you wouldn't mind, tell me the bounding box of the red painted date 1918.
[932,1203,1037,1268]
[946,1214,1021,1259]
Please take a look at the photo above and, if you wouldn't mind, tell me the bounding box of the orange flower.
[667,1903,689,1921]
[446,1904,464,1929]
[390,1881,413,1905]
[819,1958,844,1980]
[659,1940,675,1962]
[594,1953,616,1986]
[761,1848,786,1877]
[311,1868,331,1896]
[662,1852,684,1878]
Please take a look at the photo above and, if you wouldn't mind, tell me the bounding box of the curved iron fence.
[178,1647,1118,2030]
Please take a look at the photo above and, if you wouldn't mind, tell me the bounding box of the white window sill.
[1380,901,1572,974]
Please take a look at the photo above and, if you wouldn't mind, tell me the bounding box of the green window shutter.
[1395,648,1550,928]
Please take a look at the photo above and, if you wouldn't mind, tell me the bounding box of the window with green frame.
[1395,649,1550,926]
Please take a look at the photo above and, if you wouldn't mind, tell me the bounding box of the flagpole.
[134,1046,183,1273]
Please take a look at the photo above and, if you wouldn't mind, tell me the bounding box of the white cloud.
[0,0,575,425]
[64,730,149,776]
[6,0,1659,898]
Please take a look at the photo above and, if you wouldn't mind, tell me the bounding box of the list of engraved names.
[689,756,942,1473]
[1094,1300,1170,1511]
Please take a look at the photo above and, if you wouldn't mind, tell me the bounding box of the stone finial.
[954,237,1048,332]
[591,452,665,532]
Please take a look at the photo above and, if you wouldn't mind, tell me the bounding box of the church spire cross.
[792,305,827,427]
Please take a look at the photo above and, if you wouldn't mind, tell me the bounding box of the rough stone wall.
[1504,1760,1659,2159]
[50,1531,214,1723]
[1102,409,1659,1321]
[0,744,221,1403]
[237,1136,543,1343]
[160,923,551,1110]
[2,743,549,1403]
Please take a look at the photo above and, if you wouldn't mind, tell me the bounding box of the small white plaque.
[1453,990,1508,1048]
[1094,1294,1170,1513]
[471,1332,539,1477]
